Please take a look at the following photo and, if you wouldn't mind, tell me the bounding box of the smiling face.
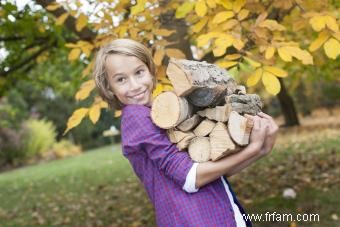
[105,54,154,106]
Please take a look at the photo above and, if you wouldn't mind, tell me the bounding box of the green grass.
[0,133,339,226]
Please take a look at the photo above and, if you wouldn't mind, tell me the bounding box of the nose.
[129,76,142,91]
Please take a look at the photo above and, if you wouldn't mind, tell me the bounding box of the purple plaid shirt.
[121,104,249,226]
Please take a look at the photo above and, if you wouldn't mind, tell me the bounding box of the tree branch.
[0,41,55,77]
[34,0,96,41]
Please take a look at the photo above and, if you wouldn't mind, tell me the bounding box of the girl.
[93,38,278,227]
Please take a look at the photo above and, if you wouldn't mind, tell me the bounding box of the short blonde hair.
[93,39,157,110]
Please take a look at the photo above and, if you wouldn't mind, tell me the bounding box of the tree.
[1,0,339,132]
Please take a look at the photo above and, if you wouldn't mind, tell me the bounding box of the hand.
[244,114,268,152]
[256,112,279,156]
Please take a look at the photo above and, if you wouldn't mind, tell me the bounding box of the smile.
[130,90,146,99]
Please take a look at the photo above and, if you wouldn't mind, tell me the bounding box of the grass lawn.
[0,128,339,226]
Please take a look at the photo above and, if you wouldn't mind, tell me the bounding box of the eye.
[136,69,145,75]
[116,77,126,83]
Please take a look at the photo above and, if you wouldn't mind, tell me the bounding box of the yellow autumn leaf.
[153,29,175,37]
[65,43,78,48]
[152,83,164,97]
[206,0,216,8]
[216,61,238,68]
[76,13,88,32]
[237,9,249,21]
[212,11,234,24]
[197,34,211,47]
[213,45,227,57]
[324,38,340,59]
[265,46,275,59]
[75,80,96,101]
[222,19,238,30]
[309,15,326,32]
[233,0,246,13]
[244,56,261,68]
[263,66,288,78]
[286,46,313,64]
[309,31,330,52]
[192,17,209,33]
[195,0,208,17]
[278,47,292,62]
[220,0,233,10]
[56,13,69,26]
[63,108,89,135]
[324,15,339,32]
[131,0,146,15]
[224,54,241,60]
[89,104,101,124]
[154,48,165,66]
[114,110,122,118]
[262,71,281,95]
[46,3,60,11]
[259,19,285,31]
[98,100,108,108]
[175,2,195,19]
[165,48,186,58]
[232,38,244,50]
[247,68,262,87]
[332,31,340,42]
[68,48,81,61]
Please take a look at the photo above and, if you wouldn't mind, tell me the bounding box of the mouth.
[130,90,146,99]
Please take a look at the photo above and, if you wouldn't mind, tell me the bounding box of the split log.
[228,111,254,146]
[236,85,246,95]
[166,58,237,107]
[167,129,194,144]
[193,119,216,137]
[151,91,193,129]
[176,133,196,151]
[176,114,203,132]
[188,137,211,162]
[225,94,262,115]
[197,104,232,122]
[209,122,239,161]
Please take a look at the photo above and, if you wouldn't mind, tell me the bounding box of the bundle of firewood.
[150,58,263,162]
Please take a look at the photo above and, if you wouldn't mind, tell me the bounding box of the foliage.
[22,118,57,158]
[50,139,82,159]
[0,127,24,166]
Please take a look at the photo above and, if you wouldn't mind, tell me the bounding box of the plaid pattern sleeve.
[121,104,193,188]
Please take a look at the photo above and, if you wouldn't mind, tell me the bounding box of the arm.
[195,114,270,188]
[121,105,193,188]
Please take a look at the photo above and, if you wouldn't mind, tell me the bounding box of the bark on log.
[228,111,254,146]
[166,58,237,107]
[209,122,239,161]
[225,94,262,115]
[193,119,216,137]
[188,137,211,162]
[151,91,193,129]
[176,114,203,132]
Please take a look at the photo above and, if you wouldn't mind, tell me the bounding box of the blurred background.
[0,0,339,226]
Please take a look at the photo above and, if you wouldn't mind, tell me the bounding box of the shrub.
[0,127,24,166]
[22,118,57,158]
[50,139,82,159]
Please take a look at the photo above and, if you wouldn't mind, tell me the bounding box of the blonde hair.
[93,39,157,110]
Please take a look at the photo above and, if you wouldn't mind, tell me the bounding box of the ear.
[107,90,115,98]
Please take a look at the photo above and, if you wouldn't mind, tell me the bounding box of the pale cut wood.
[228,111,254,146]
[167,129,194,143]
[193,119,216,137]
[166,58,237,107]
[197,104,232,122]
[176,133,196,151]
[188,137,211,162]
[209,122,238,161]
[176,114,203,132]
[151,91,193,129]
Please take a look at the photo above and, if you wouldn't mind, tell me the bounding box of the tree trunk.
[277,78,300,126]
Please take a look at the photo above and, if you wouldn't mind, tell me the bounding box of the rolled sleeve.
[183,162,200,193]
[121,104,194,188]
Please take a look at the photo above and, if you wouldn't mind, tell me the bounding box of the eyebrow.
[112,64,145,78]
